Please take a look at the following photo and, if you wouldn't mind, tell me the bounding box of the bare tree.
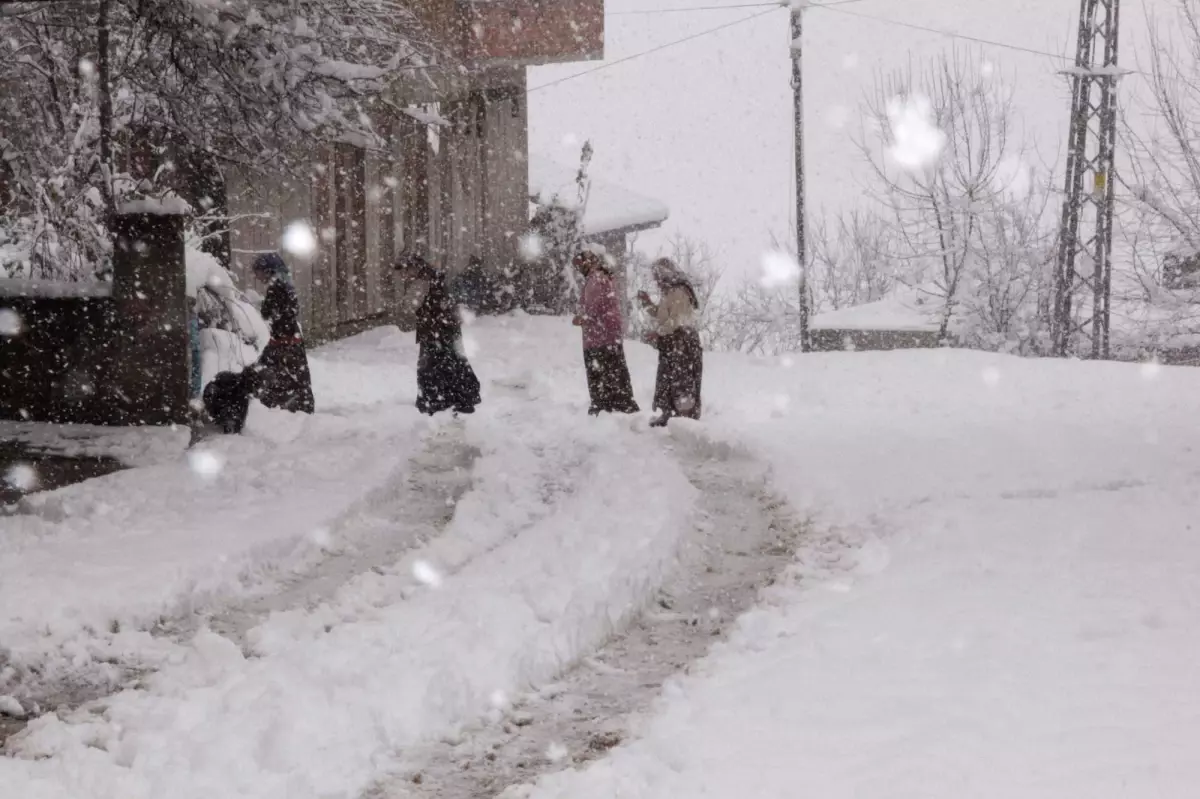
[808,208,900,313]
[1122,2,1200,285]
[855,50,1056,350]
[859,51,1017,340]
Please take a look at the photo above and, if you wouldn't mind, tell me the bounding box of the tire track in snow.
[2,410,598,752]
[177,424,481,648]
[2,425,478,747]
[365,429,820,799]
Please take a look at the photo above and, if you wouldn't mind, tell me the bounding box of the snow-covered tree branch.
[0,0,438,277]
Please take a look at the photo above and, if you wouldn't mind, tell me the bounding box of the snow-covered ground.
[509,341,1200,798]
[4,313,1200,797]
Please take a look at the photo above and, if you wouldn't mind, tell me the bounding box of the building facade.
[227,0,605,340]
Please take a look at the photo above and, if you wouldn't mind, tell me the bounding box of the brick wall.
[463,0,604,65]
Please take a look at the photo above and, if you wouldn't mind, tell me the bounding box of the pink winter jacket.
[578,270,624,350]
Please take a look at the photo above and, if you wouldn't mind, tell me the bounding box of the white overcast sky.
[528,0,1173,284]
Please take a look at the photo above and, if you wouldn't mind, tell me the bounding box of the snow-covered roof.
[810,285,942,333]
[528,156,669,237]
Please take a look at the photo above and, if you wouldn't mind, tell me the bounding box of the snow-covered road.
[4,315,1200,798]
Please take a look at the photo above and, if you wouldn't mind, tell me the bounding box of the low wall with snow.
[811,328,943,353]
[0,289,118,424]
[0,213,190,426]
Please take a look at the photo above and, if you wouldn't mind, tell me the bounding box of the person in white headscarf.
[638,257,703,427]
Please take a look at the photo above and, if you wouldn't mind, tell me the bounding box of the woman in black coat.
[251,252,315,414]
[398,254,481,416]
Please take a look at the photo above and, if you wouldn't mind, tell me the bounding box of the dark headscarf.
[573,249,612,277]
[396,252,441,282]
[253,252,291,284]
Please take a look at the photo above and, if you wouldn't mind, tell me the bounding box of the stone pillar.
[106,211,189,425]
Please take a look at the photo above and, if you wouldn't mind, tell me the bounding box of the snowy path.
[0,318,700,799]
[366,428,815,799]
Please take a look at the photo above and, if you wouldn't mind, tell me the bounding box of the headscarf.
[396,252,442,282]
[573,249,612,277]
[652,257,699,308]
[252,252,291,284]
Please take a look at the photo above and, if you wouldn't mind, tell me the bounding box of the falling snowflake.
[981,366,1001,387]
[1141,359,1162,380]
[992,155,1033,201]
[187,450,224,479]
[759,250,800,288]
[412,559,443,588]
[518,232,544,262]
[824,105,850,131]
[885,94,946,172]
[489,689,509,709]
[0,308,23,336]
[78,58,95,78]
[4,463,38,492]
[308,528,333,549]
[457,335,479,359]
[546,742,569,762]
[282,221,317,256]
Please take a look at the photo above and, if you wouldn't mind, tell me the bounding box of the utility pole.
[1052,0,1123,359]
[789,1,811,352]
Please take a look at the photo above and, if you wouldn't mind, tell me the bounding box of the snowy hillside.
[3,314,1200,797]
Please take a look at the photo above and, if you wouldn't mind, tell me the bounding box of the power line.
[528,6,781,93]
[816,4,1075,63]
[609,3,778,15]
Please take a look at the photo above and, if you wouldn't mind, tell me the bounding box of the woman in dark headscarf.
[397,253,481,416]
[252,252,315,414]
[638,257,702,427]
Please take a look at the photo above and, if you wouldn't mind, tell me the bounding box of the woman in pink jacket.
[572,250,640,416]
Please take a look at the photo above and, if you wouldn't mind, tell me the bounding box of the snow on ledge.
[0,277,113,299]
[118,193,193,216]
[810,285,942,333]
[529,155,669,237]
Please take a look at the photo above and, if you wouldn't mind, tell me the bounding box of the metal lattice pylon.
[1052,0,1122,358]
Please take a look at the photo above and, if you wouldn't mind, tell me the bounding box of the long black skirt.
[417,341,481,415]
[256,340,316,414]
[653,328,703,420]
[584,344,640,415]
